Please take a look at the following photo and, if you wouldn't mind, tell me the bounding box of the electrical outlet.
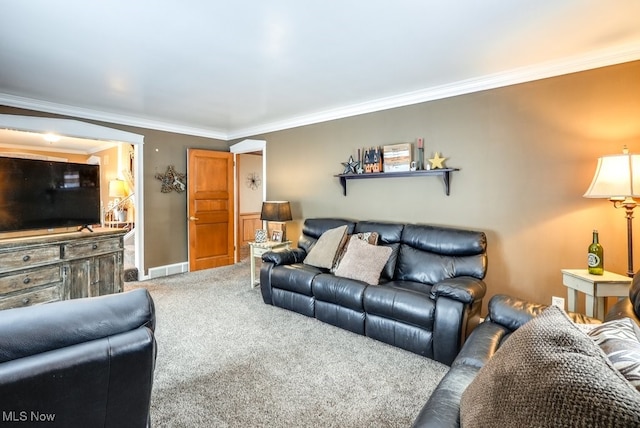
[551,296,565,310]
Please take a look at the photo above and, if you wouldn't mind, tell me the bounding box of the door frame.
[230,139,266,263]
[0,114,146,277]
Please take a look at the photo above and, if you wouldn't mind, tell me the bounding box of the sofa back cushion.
[396,224,487,284]
[299,218,356,254]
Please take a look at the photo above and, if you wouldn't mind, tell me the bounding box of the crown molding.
[228,43,640,139]
[0,94,228,141]
[2,42,639,142]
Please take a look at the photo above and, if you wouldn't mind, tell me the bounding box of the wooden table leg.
[567,288,578,312]
[250,248,257,288]
[584,294,595,318]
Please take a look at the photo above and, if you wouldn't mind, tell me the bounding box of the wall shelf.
[334,168,459,196]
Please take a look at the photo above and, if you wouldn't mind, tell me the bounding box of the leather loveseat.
[260,218,488,366]
[0,288,157,428]
[413,280,640,427]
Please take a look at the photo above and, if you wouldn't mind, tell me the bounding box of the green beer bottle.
[587,230,604,275]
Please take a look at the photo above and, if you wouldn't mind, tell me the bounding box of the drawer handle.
[22,255,31,262]
[23,277,31,284]
[92,244,98,250]
[22,297,30,305]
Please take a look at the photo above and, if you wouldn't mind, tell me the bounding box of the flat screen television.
[0,156,101,234]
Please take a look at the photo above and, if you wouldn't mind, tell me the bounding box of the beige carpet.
[126,261,448,427]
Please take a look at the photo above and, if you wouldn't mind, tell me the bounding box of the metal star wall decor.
[341,155,360,174]
[155,165,187,193]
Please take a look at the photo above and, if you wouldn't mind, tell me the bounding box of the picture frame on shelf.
[271,230,283,242]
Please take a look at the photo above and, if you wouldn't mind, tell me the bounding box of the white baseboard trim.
[147,262,189,279]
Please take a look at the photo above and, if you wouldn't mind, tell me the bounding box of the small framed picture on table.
[271,230,283,242]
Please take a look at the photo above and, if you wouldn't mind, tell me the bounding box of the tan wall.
[140,129,228,269]
[2,61,639,307]
[246,61,640,313]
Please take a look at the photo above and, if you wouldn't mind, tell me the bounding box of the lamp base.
[267,222,287,242]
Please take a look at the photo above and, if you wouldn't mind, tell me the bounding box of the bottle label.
[588,253,601,267]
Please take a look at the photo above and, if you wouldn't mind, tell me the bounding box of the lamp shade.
[108,179,127,198]
[260,201,292,222]
[584,152,640,199]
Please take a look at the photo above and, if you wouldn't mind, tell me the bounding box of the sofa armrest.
[488,294,599,332]
[261,248,307,266]
[412,321,509,428]
[605,298,640,325]
[431,276,486,305]
[430,278,486,366]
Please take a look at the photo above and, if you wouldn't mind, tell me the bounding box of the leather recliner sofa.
[413,278,640,428]
[0,288,157,428]
[260,218,488,366]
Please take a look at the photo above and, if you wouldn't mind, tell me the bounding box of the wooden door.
[187,149,234,271]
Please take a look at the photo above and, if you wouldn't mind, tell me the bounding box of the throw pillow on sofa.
[459,305,640,427]
[333,235,391,285]
[303,225,348,269]
[331,231,380,272]
[586,317,640,392]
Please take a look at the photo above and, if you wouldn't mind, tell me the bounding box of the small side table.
[561,269,632,320]
[249,240,291,288]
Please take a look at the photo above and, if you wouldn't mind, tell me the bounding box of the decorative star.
[341,156,359,174]
[428,152,447,169]
[155,165,187,193]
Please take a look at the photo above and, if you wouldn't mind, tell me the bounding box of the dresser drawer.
[63,237,122,259]
[0,266,62,295]
[0,245,60,274]
[0,285,61,310]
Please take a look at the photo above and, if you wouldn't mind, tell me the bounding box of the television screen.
[0,156,101,233]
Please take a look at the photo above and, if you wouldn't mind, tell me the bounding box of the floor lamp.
[583,147,640,277]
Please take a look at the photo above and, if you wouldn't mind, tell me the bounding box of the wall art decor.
[341,155,359,174]
[246,172,261,190]
[155,165,187,193]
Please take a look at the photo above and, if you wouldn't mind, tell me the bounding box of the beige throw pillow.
[460,306,640,427]
[303,225,348,269]
[331,231,380,272]
[333,236,391,285]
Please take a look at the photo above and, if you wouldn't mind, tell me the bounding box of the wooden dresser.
[0,229,125,310]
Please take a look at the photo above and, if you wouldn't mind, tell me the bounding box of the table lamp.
[260,201,292,241]
[108,179,127,222]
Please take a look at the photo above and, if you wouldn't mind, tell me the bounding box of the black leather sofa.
[412,282,640,428]
[260,218,488,366]
[0,288,157,428]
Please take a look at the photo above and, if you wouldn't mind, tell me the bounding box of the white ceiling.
[1,0,640,143]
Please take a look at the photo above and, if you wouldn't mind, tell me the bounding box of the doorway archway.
[0,114,146,277]
[230,139,266,262]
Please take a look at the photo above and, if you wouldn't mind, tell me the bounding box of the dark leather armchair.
[0,288,156,428]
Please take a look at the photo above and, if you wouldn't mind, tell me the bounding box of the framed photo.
[271,230,283,242]
[254,229,267,243]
